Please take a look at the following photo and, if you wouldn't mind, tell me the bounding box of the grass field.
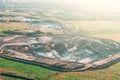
[0,23,29,30]
[0,23,29,36]
[0,58,57,80]
[49,62,120,80]
[0,58,120,80]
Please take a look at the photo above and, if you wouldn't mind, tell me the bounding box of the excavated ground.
[1,32,120,71]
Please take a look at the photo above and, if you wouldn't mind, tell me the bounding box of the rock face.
[1,34,120,71]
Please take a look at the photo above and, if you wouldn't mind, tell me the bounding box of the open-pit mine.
[0,29,120,72]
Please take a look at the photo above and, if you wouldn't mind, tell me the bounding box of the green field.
[0,58,120,80]
[0,58,57,80]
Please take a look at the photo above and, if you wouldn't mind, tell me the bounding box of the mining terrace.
[0,29,120,72]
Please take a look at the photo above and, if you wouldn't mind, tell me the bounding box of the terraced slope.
[0,34,120,71]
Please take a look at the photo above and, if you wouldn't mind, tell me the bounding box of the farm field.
[0,23,29,36]
[0,23,29,30]
[91,34,120,42]
[65,21,120,42]
[65,21,120,34]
